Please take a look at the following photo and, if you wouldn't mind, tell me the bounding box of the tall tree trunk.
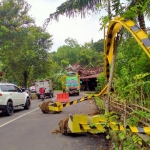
[107,0,112,20]
[138,13,147,33]
[23,71,28,88]
[104,0,112,113]
[105,38,117,113]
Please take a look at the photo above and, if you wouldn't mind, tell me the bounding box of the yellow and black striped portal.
[48,95,95,112]
[104,16,150,82]
[48,84,108,113]
[68,114,150,135]
[62,95,93,107]
[48,16,150,113]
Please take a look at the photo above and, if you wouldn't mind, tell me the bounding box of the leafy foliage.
[95,72,106,93]
[0,0,53,87]
[44,0,102,27]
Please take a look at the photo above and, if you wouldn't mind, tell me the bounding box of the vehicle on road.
[61,72,81,96]
[21,88,33,99]
[35,79,54,99]
[0,83,31,116]
[39,87,45,101]
[29,86,36,93]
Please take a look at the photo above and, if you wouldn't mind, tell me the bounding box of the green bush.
[95,73,107,93]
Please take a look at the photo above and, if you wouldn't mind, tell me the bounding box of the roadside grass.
[54,90,62,92]
[85,91,96,95]
[94,96,105,114]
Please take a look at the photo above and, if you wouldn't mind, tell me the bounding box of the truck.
[61,72,80,96]
[35,79,54,99]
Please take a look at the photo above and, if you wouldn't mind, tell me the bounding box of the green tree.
[51,38,80,66]
[92,39,104,52]
[124,0,150,33]
[0,0,34,54]
[44,0,102,27]
[64,37,80,48]
[0,0,53,87]
[3,25,52,87]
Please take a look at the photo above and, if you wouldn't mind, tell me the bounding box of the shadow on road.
[0,108,25,118]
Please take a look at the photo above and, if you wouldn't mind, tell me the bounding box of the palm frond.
[44,0,101,28]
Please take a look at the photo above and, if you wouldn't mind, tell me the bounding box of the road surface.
[0,92,108,150]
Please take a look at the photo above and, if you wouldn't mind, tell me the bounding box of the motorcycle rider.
[39,87,45,99]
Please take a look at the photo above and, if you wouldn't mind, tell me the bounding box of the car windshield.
[66,78,78,86]
[0,85,8,92]
[0,85,22,92]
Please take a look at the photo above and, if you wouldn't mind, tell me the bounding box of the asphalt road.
[0,92,108,150]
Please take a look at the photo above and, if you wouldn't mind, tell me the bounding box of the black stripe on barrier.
[70,101,74,105]
[87,124,149,134]
[51,103,57,107]
[77,98,81,103]
[76,121,149,134]
[137,127,145,133]
[61,96,94,108]
[142,38,150,47]
[110,23,116,30]
[130,25,140,32]
[63,103,67,107]
[108,34,112,38]
[69,114,73,122]
[49,95,96,109]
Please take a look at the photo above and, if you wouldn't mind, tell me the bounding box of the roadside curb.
[85,93,100,113]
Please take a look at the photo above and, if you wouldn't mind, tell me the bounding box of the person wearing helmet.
[39,87,45,100]
[39,87,45,94]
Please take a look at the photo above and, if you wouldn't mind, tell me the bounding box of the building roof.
[65,63,103,79]
[80,74,99,79]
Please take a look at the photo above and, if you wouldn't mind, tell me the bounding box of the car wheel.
[5,101,14,116]
[51,93,53,97]
[49,93,51,98]
[24,98,31,110]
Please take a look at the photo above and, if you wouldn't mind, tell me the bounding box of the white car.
[29,86,36,93]
[0,83,31,116]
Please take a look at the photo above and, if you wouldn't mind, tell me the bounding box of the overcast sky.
[26,0,105,52]
[26,0,150,52]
